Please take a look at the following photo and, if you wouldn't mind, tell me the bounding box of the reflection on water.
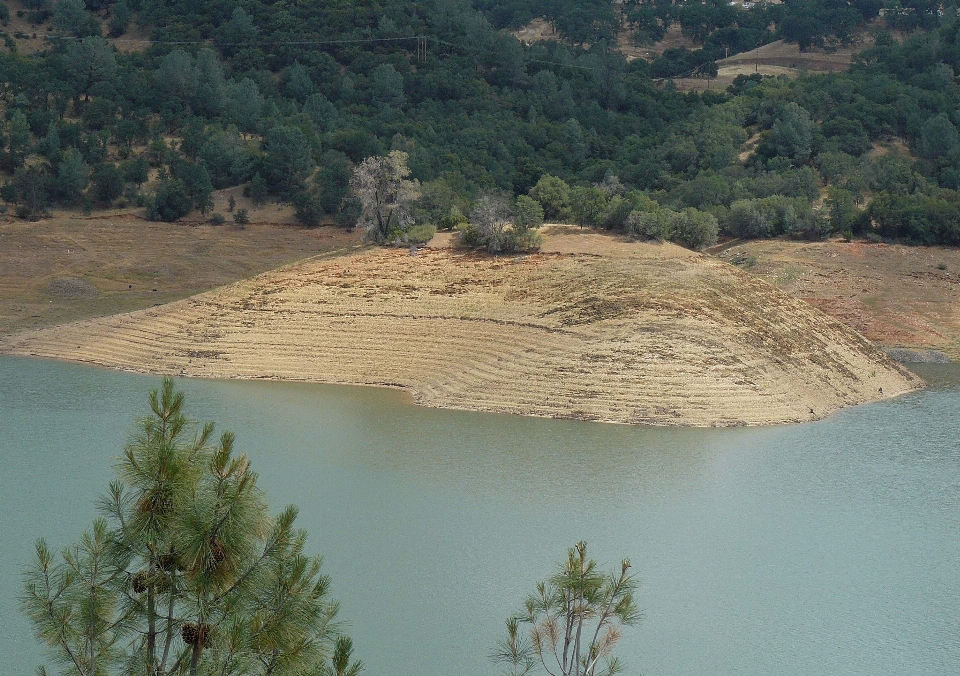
[1,356,959,676]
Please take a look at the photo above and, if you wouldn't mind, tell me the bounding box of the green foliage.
[197,128,253,189]
[493,542,638,676]
[867,191,960,245]
[626,207,673,242]
[918,113,960,162]
[10,166,51,219]
[20,378,360,676]
[148,178,192,221]
[0,0,954,249]
[53,0,100,38]
[56,148,90,205]
[262,125,314,197]
[439,206,468,230]
[123,156,150,187]
[826,187,860,233]
[90,162,125,204]
[625,204,718,249]
[249,172,269,206]
[108,0,132,37]
[284,62,316,104]
[529,176,571,222]
[464,193,541,253]
[234,208,250,227]
[292,189,324,227]
[568,185,607,229]
[315,151,354,214]
[304,93,338,132]
[406,223,437,244]
[371,63,405,108]
[725,196,820,239]
[6,110,30,171]
[413,178,463,226]
[766,102,818,163]
[672,207,719,249]
[514,194,544,230]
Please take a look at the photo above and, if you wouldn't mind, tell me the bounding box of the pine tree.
[249,172,268,206]
[493,542,638,676]
[21,378,361,676]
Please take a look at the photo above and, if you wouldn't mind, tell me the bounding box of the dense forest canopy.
[0,0,959,245]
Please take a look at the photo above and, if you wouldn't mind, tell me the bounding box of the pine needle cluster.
[494,542,639,676]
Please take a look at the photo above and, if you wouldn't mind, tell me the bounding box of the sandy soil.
[3,226,919,426]
[715,239,960,360]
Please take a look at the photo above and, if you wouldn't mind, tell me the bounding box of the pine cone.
[182,622,212,647]
[131,571,149,594]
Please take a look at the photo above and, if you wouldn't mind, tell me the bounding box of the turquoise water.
[2,356,959,675]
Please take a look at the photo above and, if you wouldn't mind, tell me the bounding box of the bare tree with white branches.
[350,150,420,243]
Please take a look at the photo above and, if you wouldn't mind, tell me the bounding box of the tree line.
[0,0,958,246]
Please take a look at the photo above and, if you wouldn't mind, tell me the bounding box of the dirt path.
[3,227,919,426]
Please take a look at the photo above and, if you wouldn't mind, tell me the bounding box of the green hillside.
[0,0,959,245]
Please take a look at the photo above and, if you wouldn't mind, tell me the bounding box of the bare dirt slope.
[3,227,919,426]
[0,215,360,338]
[716,239,960,359]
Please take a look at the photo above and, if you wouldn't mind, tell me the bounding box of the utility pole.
[417,36,427,63]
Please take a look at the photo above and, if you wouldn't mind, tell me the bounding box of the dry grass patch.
[716,239,960,360]
[0,214,360,337]
[4,227,919,426]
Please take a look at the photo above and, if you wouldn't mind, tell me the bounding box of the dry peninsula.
[2,226,921,426]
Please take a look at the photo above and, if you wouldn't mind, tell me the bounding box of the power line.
[47,32,607,73]
[47,34,425,47]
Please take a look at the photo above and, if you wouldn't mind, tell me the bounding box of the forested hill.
[1,0,960,246]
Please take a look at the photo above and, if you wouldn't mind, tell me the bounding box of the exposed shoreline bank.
[2,228,922,427]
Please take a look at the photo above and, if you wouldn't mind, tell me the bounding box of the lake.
[1,355,959,675]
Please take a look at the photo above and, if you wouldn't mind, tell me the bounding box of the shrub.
[438,206,467,230]
[725,196,820,239]
[210,212,226,225]
[147,179,192,222]
[626,206,717,249]
[514,195,544,230]
[292,191,324,227]
[625,209,673,242]
[406,223,436,244]
[672,208,718,250]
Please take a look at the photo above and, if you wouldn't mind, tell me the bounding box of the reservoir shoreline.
[2,228,922,427]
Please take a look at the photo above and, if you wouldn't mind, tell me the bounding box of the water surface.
[2,356,958,675]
